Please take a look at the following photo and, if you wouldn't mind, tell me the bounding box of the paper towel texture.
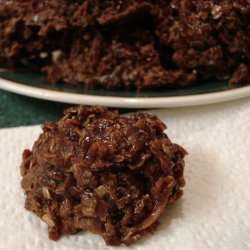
[0,98,250,250]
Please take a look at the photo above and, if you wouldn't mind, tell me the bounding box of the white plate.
[1,74,250,108]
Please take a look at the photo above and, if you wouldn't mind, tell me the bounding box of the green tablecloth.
[0,89,73,128]
[0,89,132,128]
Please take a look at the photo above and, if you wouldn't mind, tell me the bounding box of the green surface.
[0,89,131,128]
[0,89,70,128]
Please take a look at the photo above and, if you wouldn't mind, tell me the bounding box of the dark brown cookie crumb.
[0,1,249,90]
[20,106,187,246]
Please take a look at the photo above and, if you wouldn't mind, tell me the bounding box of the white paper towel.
[1,98,250,250]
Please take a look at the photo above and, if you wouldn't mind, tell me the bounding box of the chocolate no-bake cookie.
[20,106,187,246]
[0,0,249,90]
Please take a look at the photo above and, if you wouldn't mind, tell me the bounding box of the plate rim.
[1,76,250,108]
